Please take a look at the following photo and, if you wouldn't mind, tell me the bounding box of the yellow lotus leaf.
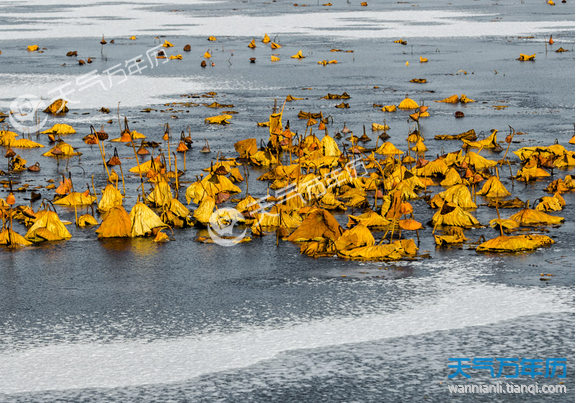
[436,94,459,103]
[210,174,242,195]
[344,194,367,208]
[443,150,464,165]
[489,218,519,230]
[375,142,404,155]
[185,181,215,205]
[291,50,305,59]
[147,180,173,207]
[435,130,477,141]
[476,176,511,198]
[129,202,168,237]
[477,234,553,253]
[463,129,498,149]
[392,181,418,200]
[193,196,215,225]
[98,184,123,212]
[10,154,27,171]
[271,55,280,62]
[318,192,345,210]
[513,146,546,161]
[204,50,211,58]
[415,159,449,177]
[399,219,422,231]
[154,230,170,243]
[268,111,283,137]
[460,94,475,103]
[553,152,575,168]
[169,54,182,60]
[347,209,390,228]
[230,167,244,183]
[248,39,256,48]
[162,40,174,47]
[398,97,419,109]
[54,192,97,206]
[55,177,72,196]
[488,197,525,209]
[262,33,271,43]
[208,36,217,41]
[393,239,419,255]
[434,233,468,246]
[535,193,564,211]
[338,244,402,261]
[515,166,550,181]
[25,210,72,242]
[43,99,68,114]
[42,142,80,157]
[77,214,98,227]
[285,94,304,101]
[411,139,428,152]
[320,134,341,157]
[300,240,337,257]
[96,206,131,238]
[130,36,137,40]
[110,130,146,142]
[441,168,462,186]
[11,139,44,148]
[410,78,427,84]
[129,156,162,174]
[508,208,564,226]
[286,208,343,242]
[27,45,39,51]
[205,114,232,125]
[545,176,574,193]
[371,123,390,131]
[0,130,18,146]
[407,132,423,143]
[570,135,575,144]
[461,151,497,170]
[41,123,76,134]
[236,194,261,213]
[254,207,302,229]
[334,224,375,251]
[432,202,479,227]
[258,164,299,181]
[382,105,397,112]
[168,198,190,218]
[518,53,535,61]
[0,228,32,247]
[250,150,278,167]
[271,42,281,49]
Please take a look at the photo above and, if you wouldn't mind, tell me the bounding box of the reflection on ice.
[0,259,571,394]
[0,3,572,40]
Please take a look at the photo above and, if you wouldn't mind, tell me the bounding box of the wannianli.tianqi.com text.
[447,383,567,394]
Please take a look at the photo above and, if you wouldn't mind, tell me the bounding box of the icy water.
[0,0,574,401]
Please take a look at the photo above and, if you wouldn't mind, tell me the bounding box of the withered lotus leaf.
[96,206,131,238]
[129,202,169,237]
[0,228,32,247]
[25,210,72,242]
[477,234,553,253]
[287,208,343,242]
